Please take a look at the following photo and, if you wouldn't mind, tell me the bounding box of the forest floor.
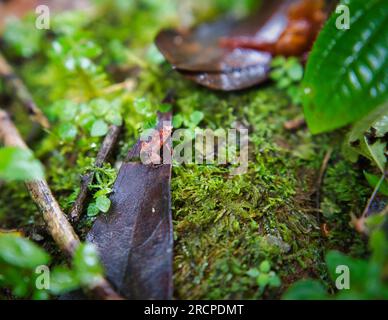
[0,1,378,299]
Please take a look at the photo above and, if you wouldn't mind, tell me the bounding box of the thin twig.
[0,109,122,300]
[0,53,49,128]
[284,117,306,131]
[315,147,333,211]
[69,124,121,222]
[361,172,386,219]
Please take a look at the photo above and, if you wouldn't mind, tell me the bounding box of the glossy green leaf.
[90,119,109,137]
[96,195,111,213]
[0,147,44,181]
[303,0,388,134]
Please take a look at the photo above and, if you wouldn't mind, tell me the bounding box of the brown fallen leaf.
[64,112,173,300]
[155,0,332,90]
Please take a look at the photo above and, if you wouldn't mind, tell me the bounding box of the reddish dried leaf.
[155,0,332,91]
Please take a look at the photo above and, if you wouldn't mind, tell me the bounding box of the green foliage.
[303,0,388,134]
[2,15,44,58]
[364,172,388,196]
[283,280,327,300]
[0,147,44,181]
[0,234,50,298]
[0,0,383,301]
[0,234,104,299]
[246,261,281,293]
[73,243,104,287]
[87,165,117,217]
[90,120,109,137]
[270,56,304,105]
[348,103,388,173]
[284,229,388,300]
[0,234,50,269]
[50,243,105,294]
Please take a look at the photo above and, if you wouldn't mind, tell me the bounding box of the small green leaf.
[105,112,123,126]
[90,120,108,137]
[365,138,386,173]
[172,114,183,128]
[0,147,44,181]
[189,111,204,126]
[50,266,80,294]
[0,234,50,268]
[87,203,100,217]
[246,268,260,278]
[90,98,110,117]
[73,243,104,287]
[271,56,286,67]
[96,195,111,213]
[348,103,388,172]
[257,273,269,288]
[142,115,157,130]
[277,77,292,89]
[259,260,271,273]
[268,274,281,288]
[159,103,172,113]
[287,62,303,81]
[364,172,388,196]
[58,123,78,141]
[133,97,151,115]
[270,68,285,81]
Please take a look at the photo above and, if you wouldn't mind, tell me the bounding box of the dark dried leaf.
[155,0,331,90]
[86,112,173,299]
[63,113,173,300]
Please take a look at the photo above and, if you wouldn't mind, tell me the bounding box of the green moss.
[171,87,332,299]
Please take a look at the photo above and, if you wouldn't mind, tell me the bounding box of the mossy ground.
[169,81,370,299]
[0,1,372,299]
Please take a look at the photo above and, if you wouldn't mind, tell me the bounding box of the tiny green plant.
[87,164,117,217]
[246,260,281,294]
[270,56,304,106]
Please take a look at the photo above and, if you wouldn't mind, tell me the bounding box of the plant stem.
[69,124,121,222]
[362,172,387,219]
[0,109,122,300]
[0,53,50,128]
